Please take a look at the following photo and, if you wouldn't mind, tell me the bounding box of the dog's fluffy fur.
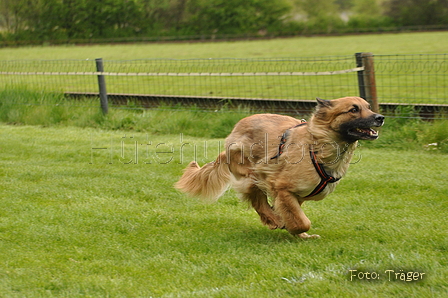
[175,97,384,238]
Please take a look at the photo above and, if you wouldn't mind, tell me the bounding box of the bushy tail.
[175,151,231,202]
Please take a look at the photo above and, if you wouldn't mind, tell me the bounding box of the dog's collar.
[270,120,341,198]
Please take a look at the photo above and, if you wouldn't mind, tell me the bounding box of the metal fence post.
[355,52,379,113]
[95,58,108,114]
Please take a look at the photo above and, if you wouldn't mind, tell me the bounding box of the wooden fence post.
[95,58,108,115]
[355,52,379,113]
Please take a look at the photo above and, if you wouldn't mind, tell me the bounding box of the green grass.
[1,89,448,153]
[0,88,254,138]
[0,33,447,296]
[1,32,448,60]
[1,32,448,104]
[0,124,447,297]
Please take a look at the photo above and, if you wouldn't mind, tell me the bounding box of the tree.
[0,0,26,34]
[385,0,448,26]
[187,0,292,35]
[294,0,345,32]
[353,0,381,16]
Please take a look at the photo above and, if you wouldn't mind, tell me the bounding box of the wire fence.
[0,56,361,99]
[373,54,448,104]
[1,53,447,118]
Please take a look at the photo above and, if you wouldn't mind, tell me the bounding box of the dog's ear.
[316,97,332,108]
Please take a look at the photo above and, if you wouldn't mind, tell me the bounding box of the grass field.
[1,124,447,297]
[2,31,448,104]
[0,32,447,296]
[1,90,448,152]
[1,32,448,60]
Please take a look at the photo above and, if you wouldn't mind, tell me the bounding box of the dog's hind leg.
[227,150,283,230]
[274,190,320,239]
[242,185,284,230]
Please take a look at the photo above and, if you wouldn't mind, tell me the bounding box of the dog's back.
[225,113,302,163]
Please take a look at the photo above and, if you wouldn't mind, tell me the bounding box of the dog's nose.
[375,114,385,125]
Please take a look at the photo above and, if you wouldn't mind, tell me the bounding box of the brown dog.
[175,97,384,239]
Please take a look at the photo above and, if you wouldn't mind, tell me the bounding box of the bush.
[385,0,448,26]
[187,0,292,35]
[347,16,395,31]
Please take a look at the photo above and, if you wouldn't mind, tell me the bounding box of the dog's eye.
[349,106,359,113]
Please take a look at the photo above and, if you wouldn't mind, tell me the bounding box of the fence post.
[95,58,108,115]
[355,52,379,113]
[355,53,366,99]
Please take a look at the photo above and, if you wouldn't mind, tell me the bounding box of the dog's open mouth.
[348,127,379,140]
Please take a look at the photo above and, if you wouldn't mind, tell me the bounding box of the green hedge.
[1,0,448,45]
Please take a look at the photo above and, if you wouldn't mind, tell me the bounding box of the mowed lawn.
[0,124,447,297]
[1,31,448,60]
[2,31,448,106]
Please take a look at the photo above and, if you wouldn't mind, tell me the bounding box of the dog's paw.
[297,232,320,240]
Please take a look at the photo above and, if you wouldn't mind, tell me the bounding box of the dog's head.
[313,97,385,143]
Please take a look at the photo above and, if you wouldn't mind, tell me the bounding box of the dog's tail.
[175,151,231,202]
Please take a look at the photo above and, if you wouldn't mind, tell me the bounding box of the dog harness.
[270,121,341,198]
[270,121,308,160]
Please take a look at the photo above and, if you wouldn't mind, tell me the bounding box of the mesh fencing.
[0,56,361,100]
[1,54,447,118]
[372,54,448,104]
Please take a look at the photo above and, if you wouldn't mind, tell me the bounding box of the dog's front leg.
[274,191,320,239]
[243,186,284,230]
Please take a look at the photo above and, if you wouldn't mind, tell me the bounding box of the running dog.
[175,97,384,239]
